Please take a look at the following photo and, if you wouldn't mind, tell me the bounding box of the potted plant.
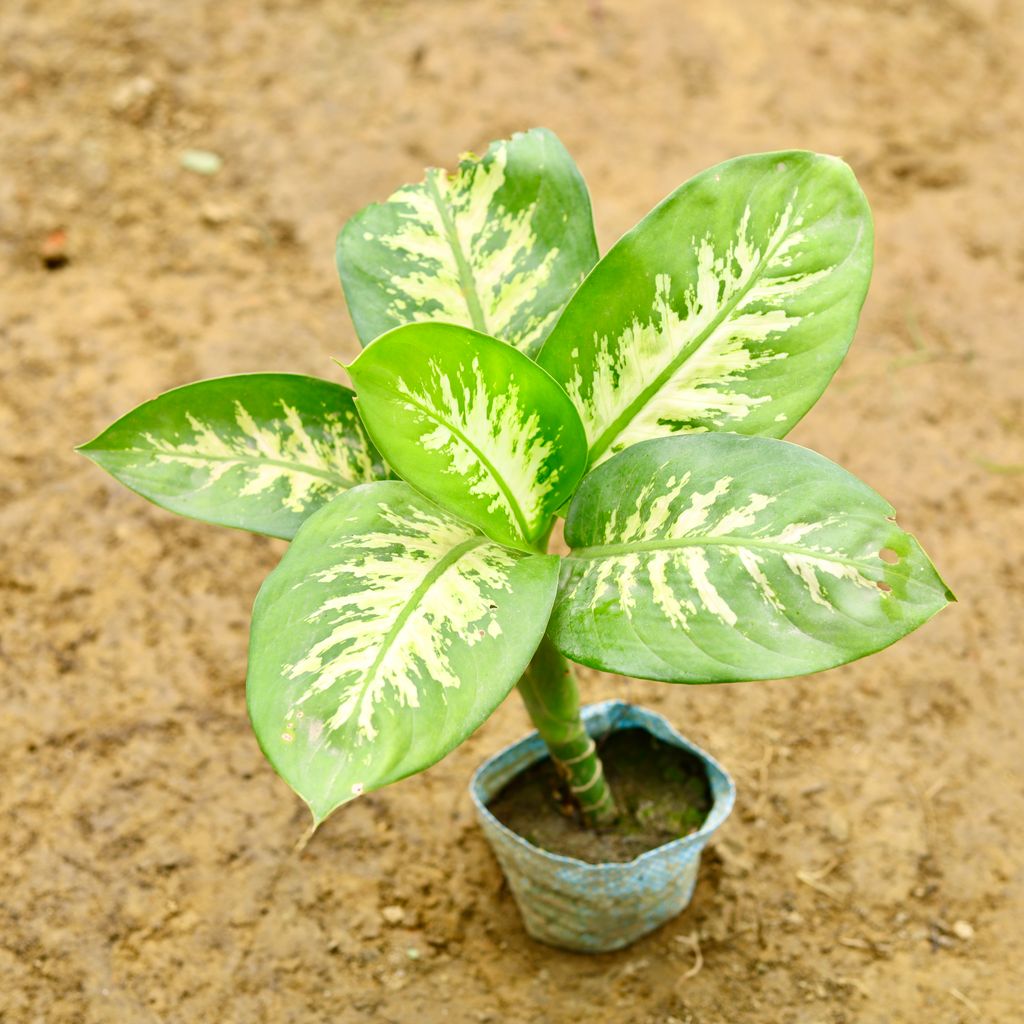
[79,129,952,953]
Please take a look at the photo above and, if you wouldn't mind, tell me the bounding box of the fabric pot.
[470,699,735,953]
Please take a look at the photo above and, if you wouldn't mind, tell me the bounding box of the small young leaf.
[79,374,387,539]
[549,434,952,683]
[347,323,588,550]
[337,127,598,357]
[538,151,873,467]
[247,482,559,822]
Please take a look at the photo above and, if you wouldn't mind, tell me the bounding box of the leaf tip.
[75,437,104,461]
[294,816,321,853]
[332,355,359,390]
[927,559,957,606]
[300,779,369,832]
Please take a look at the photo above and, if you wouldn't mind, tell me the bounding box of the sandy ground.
[2,1,1023,1021]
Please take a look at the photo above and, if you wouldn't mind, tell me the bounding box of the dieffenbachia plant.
[80,129,953,826]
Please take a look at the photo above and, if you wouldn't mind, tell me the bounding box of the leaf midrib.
[587,180,809,463]
[107,446,353,486]
[356,534,491,700]
[393,389,536,543]
[570,533,877,574]
[424,171,489,335]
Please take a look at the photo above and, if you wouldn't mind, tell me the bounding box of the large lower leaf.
[247,482,559,822]
[550,434,952,683]
[337,127,598,357]
[79,374,387,539]
[538,151,873,467]
[347,323,588,550]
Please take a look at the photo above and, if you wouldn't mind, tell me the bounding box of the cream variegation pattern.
[247,482,560,821]
[347,322,588,550]
[538,151,874,465]
[569,470,879,631]
[565,205,826,465]
[338,129,598,357]
[281,501,516,744]
[145,399,378,513]
[78,374,387,539]
[393,356,563,542]
[551,434,952,684]
[378,152,561,352]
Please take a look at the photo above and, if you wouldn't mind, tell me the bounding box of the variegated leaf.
[550,435,952,683]
[247,482,559,822]
[337,127,598,357]
[79,374,387,539]
[347,323,588,549]
[538,151,873,467]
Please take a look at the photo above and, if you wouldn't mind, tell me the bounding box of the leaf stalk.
[516,635,619,827]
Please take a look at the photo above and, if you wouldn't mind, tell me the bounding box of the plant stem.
[516,635,619,826]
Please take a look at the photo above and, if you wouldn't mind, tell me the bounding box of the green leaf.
[79,374,387,540]
[549,434,952,683]
[247,481,559,822]
[538,151,874,467]
[347,322,588,550]
[337,127,598,357]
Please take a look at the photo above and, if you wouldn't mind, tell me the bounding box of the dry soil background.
[2,1,1023,1022]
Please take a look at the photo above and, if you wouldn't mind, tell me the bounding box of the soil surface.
[2,1,1023,1022]
[489,728,712,864]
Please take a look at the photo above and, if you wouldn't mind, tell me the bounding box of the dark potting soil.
[487,728,712,864]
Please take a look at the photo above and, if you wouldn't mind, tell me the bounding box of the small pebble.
[827,812,850,842]
[40,229,69,269]
[110,76,156,120]
[201,202,232,225]
[180,149,223,176]
[381,905,405,926]
[952,920,975,940]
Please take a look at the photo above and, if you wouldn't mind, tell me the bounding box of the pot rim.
[470,699,736,872]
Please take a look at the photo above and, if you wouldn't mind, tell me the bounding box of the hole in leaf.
[876,581,893,593]
[879,547,900,564]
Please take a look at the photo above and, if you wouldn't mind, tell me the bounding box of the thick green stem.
[517,635,619,826]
